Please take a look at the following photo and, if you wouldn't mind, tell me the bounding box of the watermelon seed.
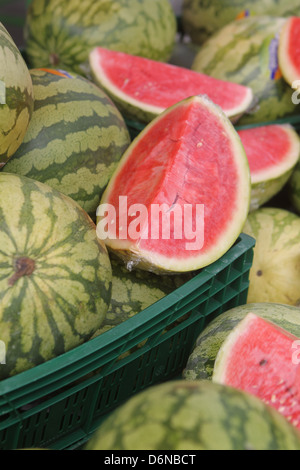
[259,359,268,366]
[256,270,263,276]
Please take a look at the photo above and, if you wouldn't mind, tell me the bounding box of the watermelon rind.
[0,172,112,380]
[182,0,300,45]
[278,16,300,87]
[97,94,251,274]
[2,68,131,219]
[85,379,300,450]
[183,302,300,382]
[24,0,177,76]
[191,16,298,125]
[0,22,34,164]
[288,163,300,214]
[89,47,254,124]
[243,207,300,305]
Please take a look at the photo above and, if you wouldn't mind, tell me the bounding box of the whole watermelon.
[85,379,300,450]
[288,163,300,214]
[2,68,131,219]
[0,22,34,164]
[183,302,300,382]
[191,16,298,125]
[0,172,112,381]
[24,0,177,76]
[243,207,300,305]
[182,0,300,44]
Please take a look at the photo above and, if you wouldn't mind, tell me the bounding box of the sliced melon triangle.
[278,16,300,87]
[89,47,254,124]
[96,94,251,274]
[213,312,300,430]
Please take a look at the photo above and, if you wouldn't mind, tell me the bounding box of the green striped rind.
[243,207,300,305]
[2,68,131,219]
[0,22,34,164]
[183,302,300,382]
[24,0,177,76]
[0,172,112,380]
[92,255,192,338]
[288,164,300,214]
[191,16,298,125]
[85,380,300,450]
[182,0,300,44]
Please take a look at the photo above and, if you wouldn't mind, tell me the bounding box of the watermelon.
[0,172,112,380]
[183,302,300,382]
[24,0,177,76]
[2,68,131,219]
[191,16,298,125]
[182,0,300,45]
[92,254,191,337]
[213,312,300,430]
[237,123,300,211]
[0,22,34,165]
[84,379,300,450]
[278,16,300,87]
[243,207,300,305]
[96,94,251,274]
[89,47,254,124]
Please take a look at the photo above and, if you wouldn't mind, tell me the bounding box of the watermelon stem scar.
[9,256,35,286]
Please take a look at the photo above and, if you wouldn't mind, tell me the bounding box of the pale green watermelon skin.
[182,0,300,44]
[85,379,300,450]
[0,22,34,164]
[2,68,131,219]
[243,207,300,305]
[191,16,298,125]
[0,172,112,381]
[24,0,177,76]
[183,302,300,381]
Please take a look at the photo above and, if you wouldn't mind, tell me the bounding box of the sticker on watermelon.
[213,312,300,430]
[96,95,251,274]
[89,47,254,124]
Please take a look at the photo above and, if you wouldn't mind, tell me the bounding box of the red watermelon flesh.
[213,312,300,430]
[96,95,250,273]
[279,16,300,87]
[237,123,300,183]
[89,47,254,123]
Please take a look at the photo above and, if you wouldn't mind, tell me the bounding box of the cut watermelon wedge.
[89,47,254,124]
[237,123,300,211]
[96,95,251,274]
[278,16,300,87]
[213,312,300,430]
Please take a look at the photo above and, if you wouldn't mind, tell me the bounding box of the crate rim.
[0,232,255,397]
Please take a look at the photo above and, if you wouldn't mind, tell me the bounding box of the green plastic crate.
[0,233,255,450]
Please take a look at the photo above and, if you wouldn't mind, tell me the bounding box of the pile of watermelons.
[1,0,300,451]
